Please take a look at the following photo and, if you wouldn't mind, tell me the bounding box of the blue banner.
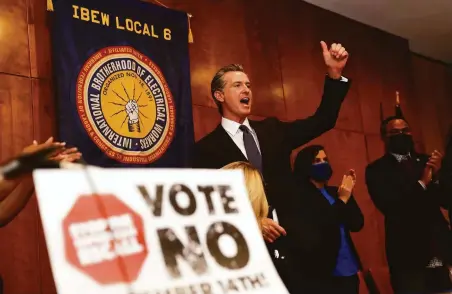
[51,0,194,167]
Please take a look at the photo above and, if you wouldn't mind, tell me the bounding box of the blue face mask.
[310,162,333,182]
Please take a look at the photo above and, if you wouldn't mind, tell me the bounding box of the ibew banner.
[50,0,194,167]
[33,168,290,294]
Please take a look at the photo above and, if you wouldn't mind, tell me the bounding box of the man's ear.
[214,91,224,102]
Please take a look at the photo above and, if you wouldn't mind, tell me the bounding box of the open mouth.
[240,97,250,105]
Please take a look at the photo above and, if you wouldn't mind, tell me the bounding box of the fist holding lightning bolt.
[126,100,140,132]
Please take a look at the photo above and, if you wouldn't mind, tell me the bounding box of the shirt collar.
[221,117,252,137]
[391,152,411,162]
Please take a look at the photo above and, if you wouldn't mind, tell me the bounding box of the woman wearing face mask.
[293,145,364,294]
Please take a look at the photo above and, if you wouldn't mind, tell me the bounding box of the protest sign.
[33,168,289,294]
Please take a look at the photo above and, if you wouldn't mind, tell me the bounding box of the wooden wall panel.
[32,79,55,141]
[381,37,423,142]
[354,29,387,136]
[192,105,221,141]
[0,75,40,294]
[0,88,14,160]
[0,0,30,76]
[0,0,451,293]
[243,0,286,118]
[32,78,57,294]
[28,0,52,79]
[160,0,252,108]
[411,55,451,153]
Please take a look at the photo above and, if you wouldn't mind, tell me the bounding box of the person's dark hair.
[293,145,325,181]
[210,64,245,115]
[380,116,409,138]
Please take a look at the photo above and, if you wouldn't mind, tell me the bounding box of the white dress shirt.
[221,117,261,159]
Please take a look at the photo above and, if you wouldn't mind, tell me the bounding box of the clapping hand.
[427,150,443,175]
[338,169,356,204]
[421,150,443,185]
[22,137,64,155]
[23,137,82,163]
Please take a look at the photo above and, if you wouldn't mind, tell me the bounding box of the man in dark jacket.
[439,125,452,225]
[365,102,452,294]
[193,42,351,292]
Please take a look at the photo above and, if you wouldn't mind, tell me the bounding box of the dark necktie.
[239,125,262,173]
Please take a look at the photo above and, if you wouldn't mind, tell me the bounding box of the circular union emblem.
[77,46,175,164]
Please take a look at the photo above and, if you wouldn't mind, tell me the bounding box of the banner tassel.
[47,0,54,11]
[188,14,194,43]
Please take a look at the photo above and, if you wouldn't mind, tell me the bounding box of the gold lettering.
[125,19,134,31]
[91,10,100,24]
[101,13,110,26]
[80,7,90,22]
[142,24,150,36]
[163,28,171,40]
[72,5,80,19]
[116,17,125,30]
[151,25,159,38]
[134,21,142,34]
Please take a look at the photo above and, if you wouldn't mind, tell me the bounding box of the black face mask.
[310,162,333,182]
[387,134,414,154]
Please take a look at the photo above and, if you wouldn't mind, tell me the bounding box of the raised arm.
[280,76,351,149]
[0,137,82,226]
[0,176,34,227]
[0,178,20,202]
[280,42,351,150]
[332,171,363,232]
[333,194,364,232]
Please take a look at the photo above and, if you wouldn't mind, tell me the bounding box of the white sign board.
[33,168,289,294]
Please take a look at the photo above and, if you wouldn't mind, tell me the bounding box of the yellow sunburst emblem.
[77,46,175,164]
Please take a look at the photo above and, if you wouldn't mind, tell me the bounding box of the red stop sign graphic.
[63,194,148,285]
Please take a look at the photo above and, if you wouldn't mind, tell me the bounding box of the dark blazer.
[295,183,364,276]
[194,76,350,293]
[193,76,350,217]
[365,153,452,269]
[440,131,452,223]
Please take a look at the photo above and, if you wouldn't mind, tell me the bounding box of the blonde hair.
[221,162,269,226]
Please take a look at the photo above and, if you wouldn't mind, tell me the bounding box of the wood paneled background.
[0,0,451,293]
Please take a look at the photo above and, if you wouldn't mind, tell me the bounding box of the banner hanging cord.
[187,14,194,43]
[47,0,54,11]
[81,166,136,293]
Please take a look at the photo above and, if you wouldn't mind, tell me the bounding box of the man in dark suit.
[440,125,452,224]
[365,103,452,294]
[193,41,351,291]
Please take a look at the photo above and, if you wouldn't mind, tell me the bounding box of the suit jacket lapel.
[212,124,247,162]
[411,153,425,170]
